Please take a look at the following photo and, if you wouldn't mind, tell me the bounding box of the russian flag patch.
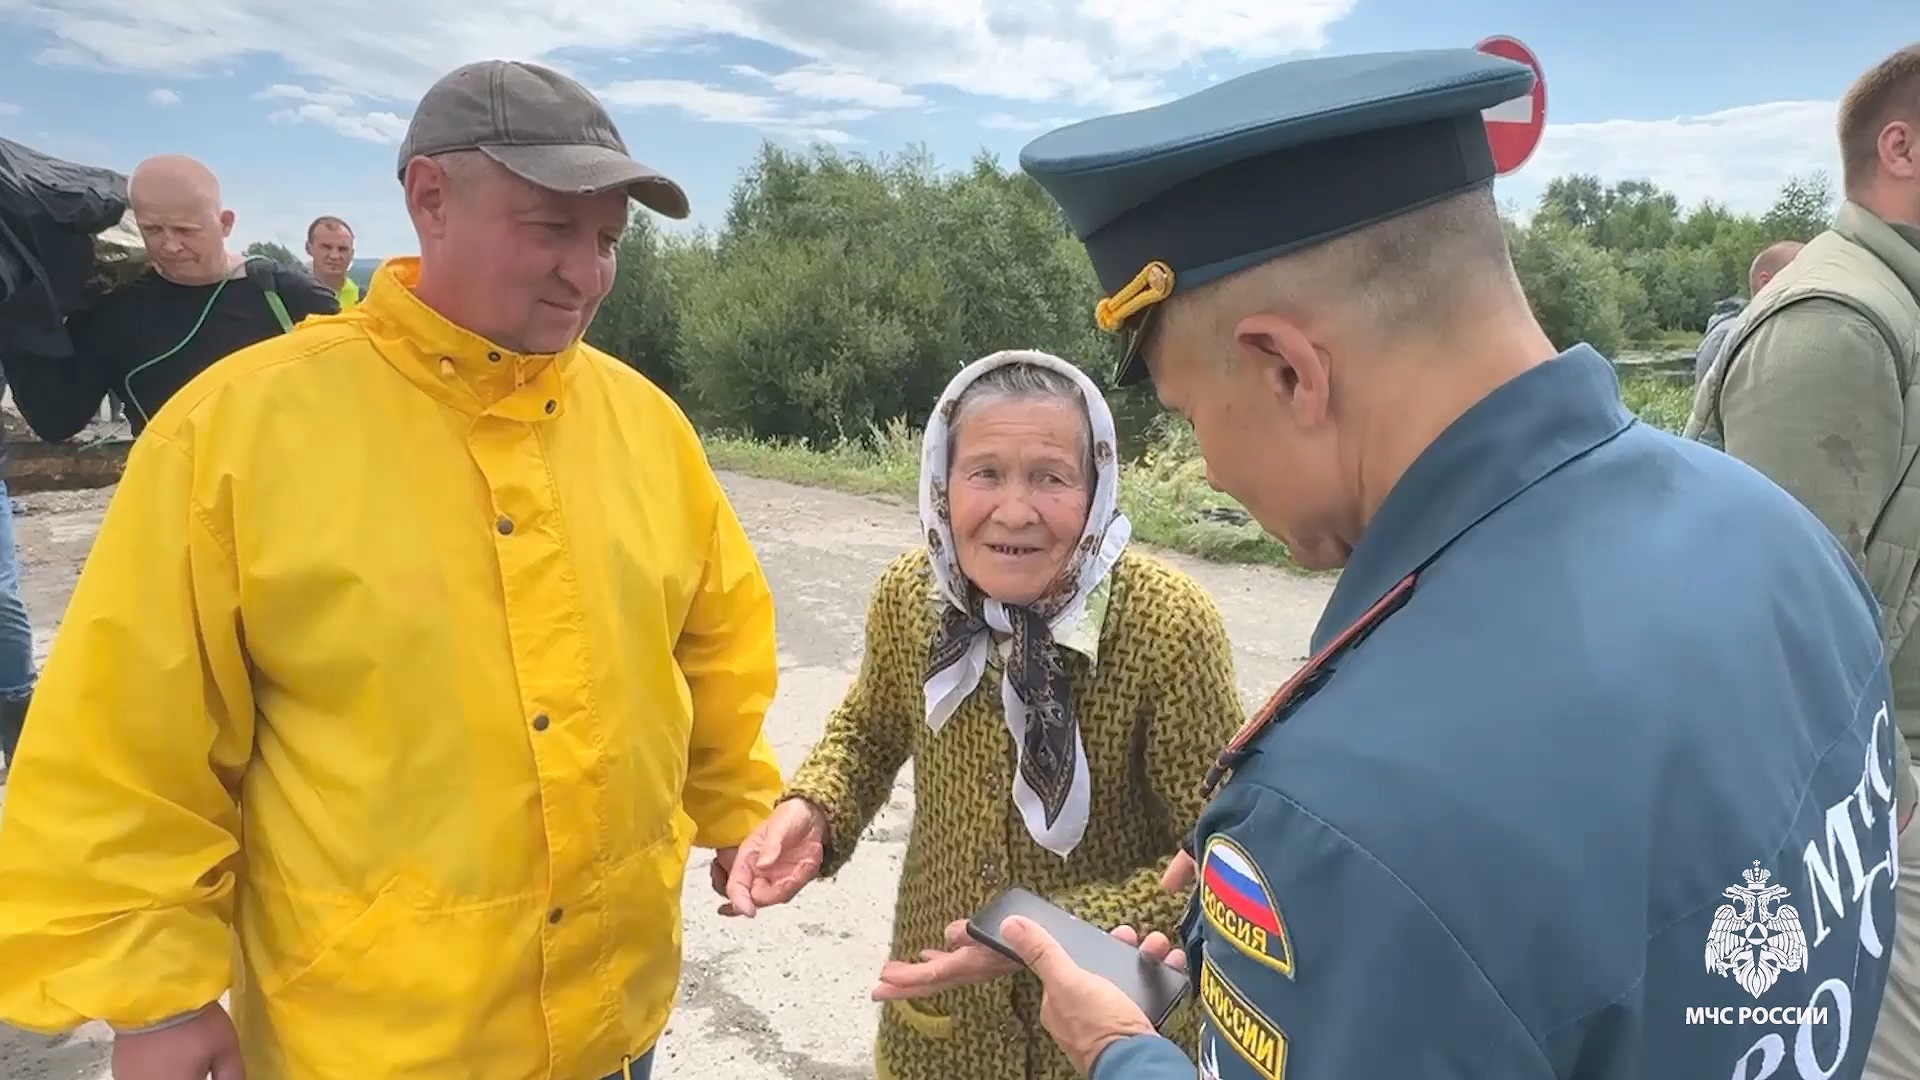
[1200,835,1294,977]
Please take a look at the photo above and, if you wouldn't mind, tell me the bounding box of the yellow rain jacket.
[0,257,784,1079]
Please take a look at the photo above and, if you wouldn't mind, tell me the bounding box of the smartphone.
[966,886,1188,1029]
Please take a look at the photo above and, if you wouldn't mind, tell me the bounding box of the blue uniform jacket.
[1096,346,1897,1080]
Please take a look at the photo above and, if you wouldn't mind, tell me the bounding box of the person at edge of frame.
[0,59,781,1080]
[993,46,1899,1080]
[1685,43,1920,1080]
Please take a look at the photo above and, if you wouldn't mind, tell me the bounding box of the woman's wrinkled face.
[947,397,1092,607]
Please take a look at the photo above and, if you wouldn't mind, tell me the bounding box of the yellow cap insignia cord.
[1093,260,1174,332]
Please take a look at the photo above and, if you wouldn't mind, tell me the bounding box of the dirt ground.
[0,472,1334,1080]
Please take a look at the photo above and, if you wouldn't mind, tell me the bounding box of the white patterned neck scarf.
[919,349,1132,858]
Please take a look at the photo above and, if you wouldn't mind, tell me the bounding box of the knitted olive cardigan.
[784,547,1244,1080]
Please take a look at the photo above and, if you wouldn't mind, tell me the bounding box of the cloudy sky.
[0,0,1903,259]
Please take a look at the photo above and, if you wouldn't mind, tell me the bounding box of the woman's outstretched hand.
[871,918,1020,1000]
[722,798,828,917]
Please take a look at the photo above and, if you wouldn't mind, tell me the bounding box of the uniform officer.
[995,48,1900,1080]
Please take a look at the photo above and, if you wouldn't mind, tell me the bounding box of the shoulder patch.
[1201,835,1294,976]
[1199,957,1289,1080]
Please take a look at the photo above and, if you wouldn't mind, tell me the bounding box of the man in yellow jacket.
[0,60,783,1080]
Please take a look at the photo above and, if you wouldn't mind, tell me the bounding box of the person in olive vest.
[1687,42,1920,1080]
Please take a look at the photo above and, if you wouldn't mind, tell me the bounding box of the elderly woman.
[725,349,1244,1080]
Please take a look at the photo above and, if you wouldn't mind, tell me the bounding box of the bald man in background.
[2,153,337,441]
[1690,240,1803,387]
[1752,238,1805,286]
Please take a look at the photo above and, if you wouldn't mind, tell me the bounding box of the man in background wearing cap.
[994,49,1896,1079]
[0,60,780,1080]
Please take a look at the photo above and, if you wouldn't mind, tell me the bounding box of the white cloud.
[599,78,865,144]
[0,0,1353,158]
[599,79,783,125]
[0,102,19,116]
[258,83,356,110]
[255,84,410,144]
[730,62,923,109]
[978,113,1078,133]
[0,0,1354,113]
[1505,100,1842,217]
[146,86,179,105]
[0,2,1856,256]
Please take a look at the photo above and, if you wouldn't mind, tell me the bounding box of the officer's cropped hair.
[306,215,352,241]
[1838,43,1920,196]
[1162,182,1515,352]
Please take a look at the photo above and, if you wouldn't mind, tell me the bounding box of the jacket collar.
[1312,346,1633,651]
[357,256,572,422]
[1836,201,1920,304]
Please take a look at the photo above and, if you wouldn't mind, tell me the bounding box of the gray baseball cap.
[397,59,690,220]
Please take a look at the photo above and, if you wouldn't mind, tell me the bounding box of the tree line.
[588,144,1833,453]
[248,142,1835,455]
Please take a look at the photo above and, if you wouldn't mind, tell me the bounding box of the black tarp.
[0,136,129,362]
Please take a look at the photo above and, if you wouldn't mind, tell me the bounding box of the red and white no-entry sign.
[1475,35,1547,176]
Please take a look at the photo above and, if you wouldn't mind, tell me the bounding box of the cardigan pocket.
[885,997,956,1039]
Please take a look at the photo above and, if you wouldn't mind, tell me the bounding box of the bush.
[1509,221,1645,355]
[701,150,1112,444]
[583,215,681,392]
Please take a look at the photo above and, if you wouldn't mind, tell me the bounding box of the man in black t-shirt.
[2,153,337,440]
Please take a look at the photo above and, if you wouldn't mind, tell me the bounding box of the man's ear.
[1882,119,1916,181]
[1233,312,1332,428]
[218,209,235,236]
[403,156,453,238]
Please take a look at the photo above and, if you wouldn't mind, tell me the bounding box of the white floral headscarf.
[919,349,1132,857]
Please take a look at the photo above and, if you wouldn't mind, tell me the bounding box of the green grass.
[1618,371,1695,433]
[703,370,1696,570]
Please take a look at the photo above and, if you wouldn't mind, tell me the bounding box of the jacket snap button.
[531,714,550,732]
[544,400,556,414]
[548,907,564,924]
[488,351,502,362]
[496,516,513,535]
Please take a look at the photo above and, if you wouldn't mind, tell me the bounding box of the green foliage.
[1516,170,1833,347]
[1509,219,1649,355]
[670,147,1113,443]
[243,240,300,267]
[1762,174,1838,242]
[583,213,682,392]
[581,140,1824,564]
[1617,372,1695,433]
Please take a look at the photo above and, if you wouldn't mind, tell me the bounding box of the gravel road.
[0,472,1334,1080]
